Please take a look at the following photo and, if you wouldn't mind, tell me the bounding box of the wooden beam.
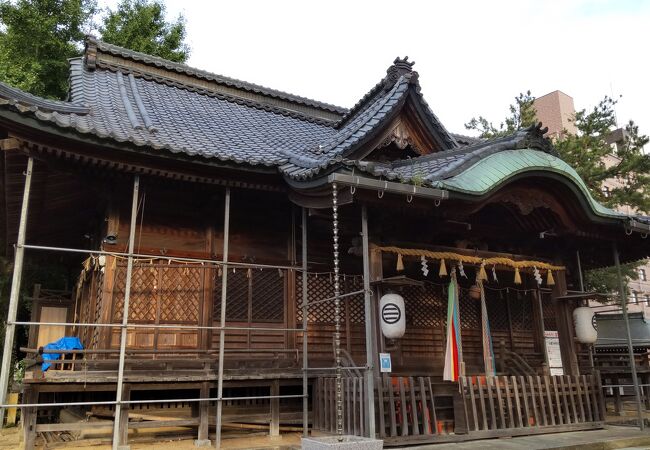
[0,137,20,151]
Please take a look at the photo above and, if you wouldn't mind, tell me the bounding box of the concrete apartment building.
[534,91,650,314]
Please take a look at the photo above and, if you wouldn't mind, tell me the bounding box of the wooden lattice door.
[212,268,287,351]
[111,263,205,349]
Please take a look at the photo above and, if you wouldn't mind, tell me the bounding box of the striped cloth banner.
[479,281,496,376]
[443,273,463,382]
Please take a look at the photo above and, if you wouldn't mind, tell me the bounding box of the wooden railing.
[460,374,605,437]
[315,374,606,445]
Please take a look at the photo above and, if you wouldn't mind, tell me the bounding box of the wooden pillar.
[551,270,579,376]
[270,380,280,437]
[21,386,38,450]
[195,382,211,446]
[368,243,384,361]
[530,290,546,355]
[116,384,131,449]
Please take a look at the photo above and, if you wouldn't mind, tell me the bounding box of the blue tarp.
[41,337,83,371]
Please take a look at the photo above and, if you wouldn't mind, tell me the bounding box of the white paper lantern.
[380,293,405,339]
[573,306,597,344]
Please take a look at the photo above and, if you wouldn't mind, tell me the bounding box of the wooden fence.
[314,376,456,440]
[459,374,605,437]
[314,374,605,444]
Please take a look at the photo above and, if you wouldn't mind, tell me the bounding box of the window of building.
[602,186,611,198]
[645,295,650,306]
[639,268,647,281]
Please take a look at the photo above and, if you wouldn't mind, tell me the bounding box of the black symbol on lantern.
[591,314,598,331]
[382,303,401,325]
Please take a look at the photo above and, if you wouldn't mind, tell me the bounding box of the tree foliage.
[465,91,537,139]
[0,0,97,99]
[0,0,190,99]
[555,97,650,213]
[100,0,188,63]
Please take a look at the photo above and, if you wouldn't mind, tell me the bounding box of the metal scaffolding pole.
[0,157,33,428]
[215,188,230,449]
[301,208,309,436]
[361,205,376,437]
[112,175,140,449]
[613,242,645,430]
[576,250,585,292]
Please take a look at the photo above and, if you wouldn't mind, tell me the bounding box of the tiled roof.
[0,43,461,177]
[353,125,555,184]
[86,36,347,117]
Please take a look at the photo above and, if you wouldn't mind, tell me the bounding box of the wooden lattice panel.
[295,274,365,324]
[458,286,480,330]
[485,291,509,331]
[509,292,532,331]
[251,269,285,323]
[160,266,201,323]
[403,284,444,327]
[213,269,249,322]
[344,276,365,324]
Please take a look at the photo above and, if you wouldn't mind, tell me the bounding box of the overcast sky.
[100,0,650,136]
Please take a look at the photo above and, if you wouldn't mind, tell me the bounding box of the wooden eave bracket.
[0,137,21,151]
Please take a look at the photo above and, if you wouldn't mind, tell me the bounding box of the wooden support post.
[21,386,38,450]
[551,269,579,376]
[112,175,140,450]
[301,208,309,437]
[195,382,210,446]
[614,242,645,430]
[361,205,376,437]
[531,289,546,355]
[117,384,131,449]
[215,188,231,449]
[0,157,33,427]
[270,380,280,437]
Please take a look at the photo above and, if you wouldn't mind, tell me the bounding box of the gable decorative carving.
[376,120,422,154]
[494,190,553,215]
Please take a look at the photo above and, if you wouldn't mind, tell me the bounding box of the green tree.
[0,0,97,99]
[0,0,189,100]
[555,97,650,212]
[465,91,537,139]
[100,0,188,63]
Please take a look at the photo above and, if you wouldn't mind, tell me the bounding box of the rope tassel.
[514,267,522,285]
[547,270,555,286]
[478,263,488,282]
[439,259,447,277]
[396,254,404,271]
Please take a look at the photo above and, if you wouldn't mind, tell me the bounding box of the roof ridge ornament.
[517,122,556,155]
[384,56,415,91]
[84,35,98,71]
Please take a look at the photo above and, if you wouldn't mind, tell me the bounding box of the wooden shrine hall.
[0,38,649,448]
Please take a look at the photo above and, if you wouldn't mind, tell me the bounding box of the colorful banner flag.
[443,273,463,381]
[479,281,496,376]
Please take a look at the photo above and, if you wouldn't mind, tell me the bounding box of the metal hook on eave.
[406,194,413,203]
[378,180,387,199]
[434,199,441,207]
[350,176,360,195]
[625,227,634,236]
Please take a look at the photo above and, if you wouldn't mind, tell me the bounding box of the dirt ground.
[0,426,302,449]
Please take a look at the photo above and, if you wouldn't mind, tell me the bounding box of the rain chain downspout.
[332,183,344,439]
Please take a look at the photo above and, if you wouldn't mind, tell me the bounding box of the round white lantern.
[380,293,406,339]
[573,306,597,344]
